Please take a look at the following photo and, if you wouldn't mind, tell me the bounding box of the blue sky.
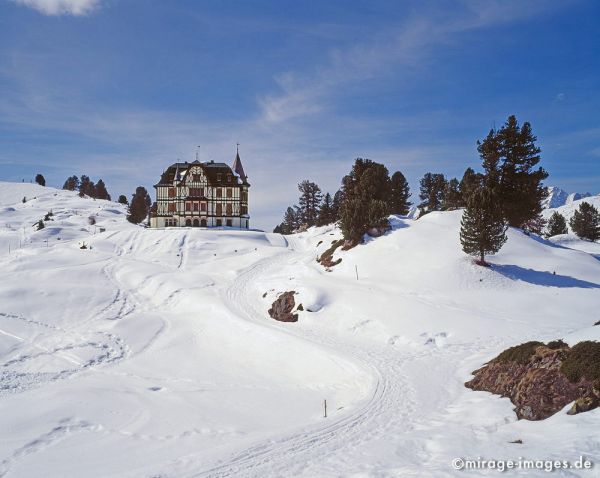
[1,0,599,230]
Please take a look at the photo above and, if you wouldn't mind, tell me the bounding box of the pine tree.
[339,158,392,243]
[477,115,548,228]
[282,206,299,234]
[390,171,411,215]
[127,186,152,224]
[442,178,462,210]
[36,219,45,231]
[522,214,547,236]
[297,180,322,227]
[35,174,46,186]
[545,211,568,237]
[79,175,95,198]
[94,179,111,201]
[340,198,368,243]
[459,168,482,205]
[460,187,507,265]
[569,202,600,241]
[273,224,283,234]
[332,189,344,221]
[418,173,447,215]
[62,175,79,191]
[317,192,335,226]
[117,195,128,205]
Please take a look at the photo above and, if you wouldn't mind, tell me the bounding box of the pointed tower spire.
[232,143,247,183]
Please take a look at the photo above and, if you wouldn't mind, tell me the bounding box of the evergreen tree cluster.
[274,181,344,234]
[274,160,413,242]
[459,115,549,264]
[62,175,111,200]
[35,174,46,186]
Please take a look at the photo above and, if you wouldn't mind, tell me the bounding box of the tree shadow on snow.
[492,264,600,289]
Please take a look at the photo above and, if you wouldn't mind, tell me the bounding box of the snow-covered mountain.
[1,181,599,477]
[542,187,600,231]
[543,186,593,209]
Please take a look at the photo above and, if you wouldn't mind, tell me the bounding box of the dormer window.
[217,173,222,181]
[227,174,232,182]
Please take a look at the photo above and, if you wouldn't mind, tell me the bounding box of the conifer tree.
[340,198,368,243]
[62,175,79,191]
[460,187,507,265]
[459,167,482,205]
[569,202,600,241]
[127,186,152,224]
[339,158,391,243]
[94,179,111,201]
[442,178,462,210]
[331,190,344,222]
[35,174,46,186]
[418,173,447,215]
[297,180,322,227]
[282,206,299,234]
[79,175,95,197]
[545,211,568,237]
[317,192,335,226]
[477,115,548,228]
[117,195,128,205]
[522,214,547,236]
[36,219,45,231]
[390,171,412,215]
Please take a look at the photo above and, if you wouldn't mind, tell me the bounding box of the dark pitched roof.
[154,159,246,187]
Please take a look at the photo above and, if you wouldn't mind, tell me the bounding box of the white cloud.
[11,0,100,16]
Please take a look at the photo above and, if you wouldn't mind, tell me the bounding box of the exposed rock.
[317,239,344,268]
[268,291,298,323]
[466,342,600,420]
[366,224,391,238]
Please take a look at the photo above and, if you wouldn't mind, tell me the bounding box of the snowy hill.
[1,181,599,477]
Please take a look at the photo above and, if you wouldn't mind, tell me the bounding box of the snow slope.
[1,181,600,477]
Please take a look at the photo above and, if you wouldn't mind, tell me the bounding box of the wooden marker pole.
[324,399,327,418]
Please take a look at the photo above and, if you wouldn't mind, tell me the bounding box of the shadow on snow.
[492,264,600,289]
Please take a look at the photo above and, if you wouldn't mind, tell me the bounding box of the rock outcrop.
[466,341,600,420]
[268,291,298,322]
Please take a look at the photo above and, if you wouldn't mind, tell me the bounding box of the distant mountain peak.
[543,186,592,209]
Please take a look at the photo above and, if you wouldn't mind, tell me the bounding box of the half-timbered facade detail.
[149,151,250,228]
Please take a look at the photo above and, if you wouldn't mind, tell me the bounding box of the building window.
[216,203,222,216]
[241,205,247,215]
[241,190,248,202]
[227,174,232,183]
[185,219,192,226]
[168,203,176,212]
[193,202,199,212]
[226,219,232,227]
[193,174,202,182]
[189,187,204,197]
[168,188,176,198]
[226,204,232,216]
[216,188,222,198]
[185,202,191,211]
[201,202,207,212]
[216,219,222,226]
[217,173,222,182]
[226,188,232,198]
